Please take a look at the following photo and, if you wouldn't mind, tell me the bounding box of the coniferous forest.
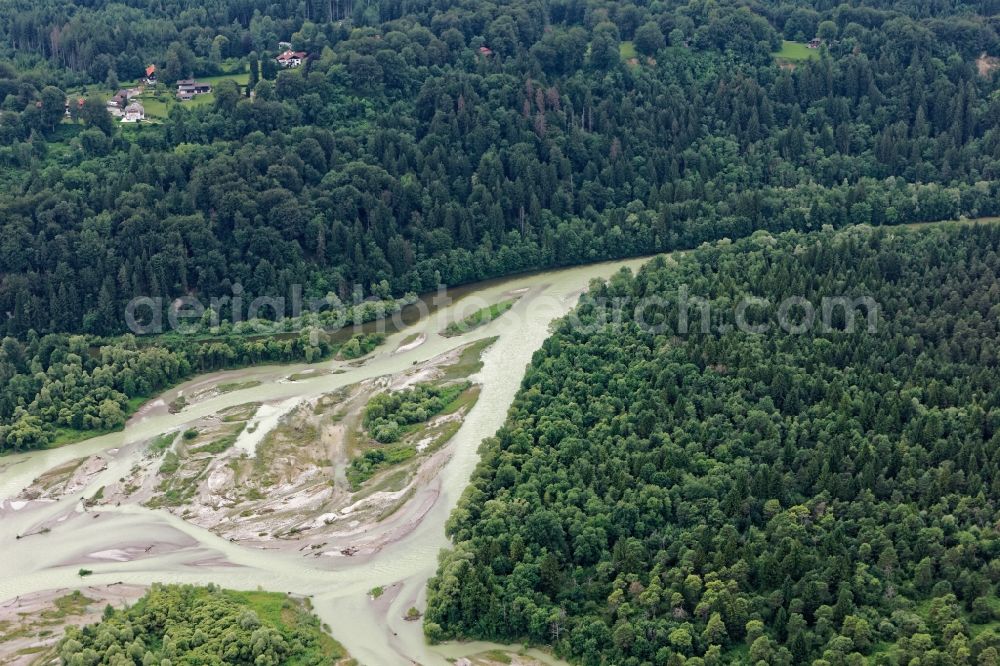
[3,0,1000,453]
[2,0,1000,661]
[426,224,1000,665]
[4,0,1000,451]
[2,0,1000,342]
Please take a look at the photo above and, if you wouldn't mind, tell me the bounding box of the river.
[0,256,652,665]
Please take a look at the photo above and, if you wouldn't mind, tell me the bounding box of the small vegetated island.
[350,377,479,488]
[56,584,352,665]
[441,298,518,338]
[426,225,1000,665]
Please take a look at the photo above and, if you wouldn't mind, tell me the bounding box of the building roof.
[125,101,144,112]
[277,49,307,61]
[145,64,156,77]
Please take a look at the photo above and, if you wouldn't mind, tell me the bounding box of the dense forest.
[0,297,400,453]
[3,0,1000,341]
[3,0,1000,661]
[4,0,1000,450]
[425,224,1000,664]
[57,584,348,665]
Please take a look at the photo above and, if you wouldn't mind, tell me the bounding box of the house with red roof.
[276,50,307,67]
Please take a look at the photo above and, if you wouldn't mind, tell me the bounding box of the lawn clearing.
[775,40,819,63]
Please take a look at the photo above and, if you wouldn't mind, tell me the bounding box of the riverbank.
[4,216,996,460]
[1,223,983,664]
[0,255,660,665]
[0,584,146,665]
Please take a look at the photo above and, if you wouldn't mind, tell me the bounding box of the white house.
[122,101,145,122]
[276,50,307,67]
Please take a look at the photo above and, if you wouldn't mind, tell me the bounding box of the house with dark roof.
[108,90,128,108]
[176,79,212,100]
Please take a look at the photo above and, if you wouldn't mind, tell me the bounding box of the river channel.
[0,256,652,665]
